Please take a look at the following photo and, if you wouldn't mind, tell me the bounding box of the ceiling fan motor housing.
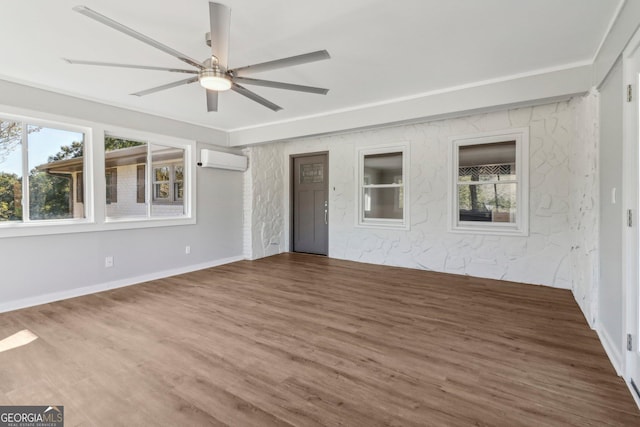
[199,66,232,91]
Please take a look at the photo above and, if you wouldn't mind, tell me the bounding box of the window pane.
[151,144,185,217]
[28,125,85,220]
[154,166,170,182]
[0,119,23,221]
[105,136,147,218]
[154,182,170,199]
[174,165,184,181]
[363,187,403,220]
[363,152,402,185]
[300,163,324,184]
[458,183,516,223]
[458,141,516,182]
[174,166,184,202]
[174,182,184,201]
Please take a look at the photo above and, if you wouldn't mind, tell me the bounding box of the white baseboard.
[627,380,640,410]
[0,255,245,314]
[596,321,623,376]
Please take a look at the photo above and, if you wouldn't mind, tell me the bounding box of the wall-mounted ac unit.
[199,149,248,171]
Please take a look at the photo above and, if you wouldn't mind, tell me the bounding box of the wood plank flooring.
[0,253,638,426]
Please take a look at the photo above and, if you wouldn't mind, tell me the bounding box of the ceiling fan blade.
[232,50,330,75]
[209,2,230,69]
[206,90,219,112]
[73,5,203,70]
[131,77,198,96]
[233,76,328,95]
[62,58,198,74]
[231,83,282,111]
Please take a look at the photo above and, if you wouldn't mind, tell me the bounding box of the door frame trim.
[289,151,329,254]
[622,26,640,408]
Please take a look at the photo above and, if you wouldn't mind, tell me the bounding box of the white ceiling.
[0,0,620,132]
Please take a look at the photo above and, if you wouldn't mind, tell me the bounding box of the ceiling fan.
[64,2,330,112]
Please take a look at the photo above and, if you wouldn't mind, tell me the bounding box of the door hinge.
[628,334,633,351]
[628,209,633,227]
[628,84,633,102]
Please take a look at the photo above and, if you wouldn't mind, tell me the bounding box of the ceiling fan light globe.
[199,69,232,91]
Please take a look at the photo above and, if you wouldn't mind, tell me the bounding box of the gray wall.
[598,58,624,363]
[0,81,244,311]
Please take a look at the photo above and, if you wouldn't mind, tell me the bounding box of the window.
[0,117,87,224]
[174,165,184,201]
[153,165,170,201]
[357,145,409,229]
[105,136,187,220]
[450,128,529,235]
[151,144,185,216]
[0,110,194,238]
[152,164,183,203]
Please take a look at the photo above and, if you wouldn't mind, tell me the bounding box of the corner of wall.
[242,147,254,260]
[569,89,600,328]
[244,143,286,260]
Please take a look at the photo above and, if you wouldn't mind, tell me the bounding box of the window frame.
[104,129,193,223]
[0,112,92,229]
[449,128,529,236]
[356,143,410,230]
[0,107,196,239]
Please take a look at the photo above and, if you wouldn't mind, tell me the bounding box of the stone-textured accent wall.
[243,142,285,259]
[245,101,590,290]
[569,91,600,326]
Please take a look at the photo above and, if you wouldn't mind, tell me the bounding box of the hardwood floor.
[1,253,638,426]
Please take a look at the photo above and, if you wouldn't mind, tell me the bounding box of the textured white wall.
[570,91,600,327]
[244,143,286,260]
[245,101,585,289]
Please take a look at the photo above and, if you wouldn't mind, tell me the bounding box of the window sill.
[0,215,195,239]
[357,219,409,230]
[0,219,96,238]
[449,223,528,237]
[104,216,195,229]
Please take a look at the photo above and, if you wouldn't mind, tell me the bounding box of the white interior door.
[625,33,640,402]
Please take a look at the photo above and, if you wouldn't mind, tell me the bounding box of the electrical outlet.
[105,256,114,268]
[185,246,191,254]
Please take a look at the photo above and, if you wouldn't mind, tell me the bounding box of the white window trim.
[448,128,529,236]
[0,111,94,230]
[356,143,410,230]
[104,127,194,224]
[0,108,196,239]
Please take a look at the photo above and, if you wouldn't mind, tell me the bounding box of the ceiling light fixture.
[199,67,231,91]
